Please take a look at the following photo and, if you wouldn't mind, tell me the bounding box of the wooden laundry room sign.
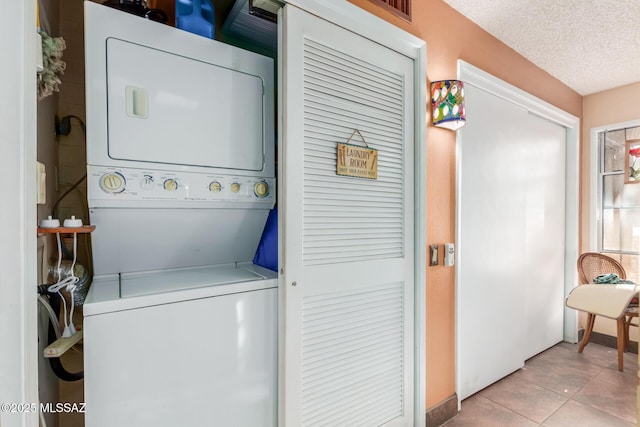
[336,129,378,180]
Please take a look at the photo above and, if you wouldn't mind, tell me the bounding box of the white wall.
[0,1,39,427]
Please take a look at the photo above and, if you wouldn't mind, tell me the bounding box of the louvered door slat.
[304,370,402,415]
[304,53,400,92]
[304,116,402,145]
[304,205,401,214]
[305,210,402,218]
[304,345,403,378]
[304,189,402,201]
[305,126,407,150]
[304,68,403,104]
[305,97,403,130]
[304,52,402,100]
[305,78,402,114]
[306,39,402,90]
[305,168,403,181]
[304,308,402,334]
[304,179,404,193]
[304,105,403,136]
[306,231,402,240]
[303,155,403,173]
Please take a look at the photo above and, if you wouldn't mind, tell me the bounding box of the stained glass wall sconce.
[431,80,466,130]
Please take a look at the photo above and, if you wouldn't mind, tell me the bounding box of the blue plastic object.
[176,0,215,39]
[253,208,278,272]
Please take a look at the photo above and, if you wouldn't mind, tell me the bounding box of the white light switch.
[429,244,439,266]
[444,243,455,266]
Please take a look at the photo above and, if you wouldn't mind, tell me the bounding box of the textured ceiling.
[442,0,640,95]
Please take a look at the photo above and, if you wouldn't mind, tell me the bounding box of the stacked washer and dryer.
[82,3,277,426]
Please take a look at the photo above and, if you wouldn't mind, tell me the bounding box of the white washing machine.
[83,266,277,427]
[82,3,277,426]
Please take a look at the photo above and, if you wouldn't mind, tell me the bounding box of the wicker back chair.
[570,252,637,371]
[577,252,626,284]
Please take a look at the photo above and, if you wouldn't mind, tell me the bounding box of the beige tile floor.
[444,342,637,427]
[59,341,636,427]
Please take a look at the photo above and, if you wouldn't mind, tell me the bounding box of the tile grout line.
[538,397,572,426]
[479,375,569,426]
[475,394,543,426]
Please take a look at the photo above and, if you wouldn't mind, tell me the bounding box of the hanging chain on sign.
[336,129,378,180]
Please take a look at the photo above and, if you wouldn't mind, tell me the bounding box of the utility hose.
[37,286,84,382]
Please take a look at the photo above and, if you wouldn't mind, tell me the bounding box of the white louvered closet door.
[280,4,415,426]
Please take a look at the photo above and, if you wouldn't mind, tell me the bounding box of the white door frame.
[280,1,427,425]
[0,1,39,427]
[455,61,580,402]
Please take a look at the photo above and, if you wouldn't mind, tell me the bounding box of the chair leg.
[579,313,595,353]
[616,318,625,372]
[623,316,629,350]
[624,315,632,350]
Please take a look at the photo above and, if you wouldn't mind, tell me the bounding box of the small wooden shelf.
[37,225,96,234]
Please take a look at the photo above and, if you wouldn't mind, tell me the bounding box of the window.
[598,125,640,281]
[368,0,411,21]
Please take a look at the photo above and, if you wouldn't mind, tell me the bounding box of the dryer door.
[106,38,264,171]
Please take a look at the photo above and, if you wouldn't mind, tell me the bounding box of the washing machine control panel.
[88,166,275,205]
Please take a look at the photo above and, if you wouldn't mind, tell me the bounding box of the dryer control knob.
[209,181,222,193]
[140,175,154,190]
[254,181,269,198]
[163,179,178,191]
[99,172,126,194]
[230,182,241,193]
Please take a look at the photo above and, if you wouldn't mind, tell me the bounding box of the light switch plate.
[444,243,455,266]
[429,244,439,266]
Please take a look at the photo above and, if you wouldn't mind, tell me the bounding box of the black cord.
[51,174,87,219]
[38,288,84,382]
[56,114,86,136]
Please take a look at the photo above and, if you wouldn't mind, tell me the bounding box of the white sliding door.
[279,2,422,425]
[457,85,529,399]
[457,66,569,400]
[522,113,566,360]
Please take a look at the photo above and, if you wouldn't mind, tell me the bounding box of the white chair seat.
[566,284,639,319]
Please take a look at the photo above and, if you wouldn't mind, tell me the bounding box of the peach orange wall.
[348,0,582,410]
[581,82,640,252]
